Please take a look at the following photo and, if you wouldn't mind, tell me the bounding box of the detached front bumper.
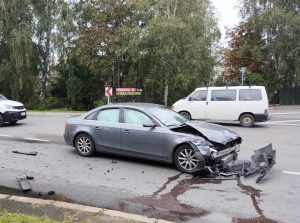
[3,110,27,122]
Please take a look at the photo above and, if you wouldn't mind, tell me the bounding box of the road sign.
[105,87,113,97]
[116,87,142,96]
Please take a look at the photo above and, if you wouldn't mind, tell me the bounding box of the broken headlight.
[190,139,214,156]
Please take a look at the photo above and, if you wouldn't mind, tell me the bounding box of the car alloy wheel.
[75,134,95,157]
[175,145,199,173]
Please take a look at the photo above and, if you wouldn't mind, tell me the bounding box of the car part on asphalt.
[12,150,38,156]
[195,144,276,183]
[26,176,34,180]
[18,178,32,192]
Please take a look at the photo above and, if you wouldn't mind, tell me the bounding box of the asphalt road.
[0,107,300,223]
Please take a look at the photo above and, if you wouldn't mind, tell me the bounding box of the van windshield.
[0,94,7,101]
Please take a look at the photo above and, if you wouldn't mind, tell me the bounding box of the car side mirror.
[143,123,157,128]
[188,97,192,101]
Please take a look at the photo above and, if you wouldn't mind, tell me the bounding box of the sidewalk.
[0,194,172,223]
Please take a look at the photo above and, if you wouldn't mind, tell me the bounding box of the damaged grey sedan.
[64,103,241,173]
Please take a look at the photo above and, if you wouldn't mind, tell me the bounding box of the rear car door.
[90,108,122,153]
[121,108,163,159]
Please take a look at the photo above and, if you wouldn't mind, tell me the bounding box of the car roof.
[100,103,165,110]
[195,86,265,90]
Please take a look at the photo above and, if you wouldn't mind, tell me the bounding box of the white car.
[172,86,269,127]
[0,94,27,126]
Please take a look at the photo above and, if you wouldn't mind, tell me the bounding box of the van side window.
[190,90,207,101]
[239,89,262,101]
[211,90,236,101]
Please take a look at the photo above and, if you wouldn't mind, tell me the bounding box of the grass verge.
[0,211,62,223]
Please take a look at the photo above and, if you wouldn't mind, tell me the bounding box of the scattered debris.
[107,170,110,173]
[17,178,31,192]
[142,171,144,173]
[197,144,276,183]
[111,161,117,164]
[89,168,92,171]
[12,150,38,156]
[26,176,34,180]
[47,191,55,196]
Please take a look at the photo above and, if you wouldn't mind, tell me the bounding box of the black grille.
[13,106,24,110]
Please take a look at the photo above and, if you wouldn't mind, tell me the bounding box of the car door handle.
[123,129,131,134]
[94,126,102,131]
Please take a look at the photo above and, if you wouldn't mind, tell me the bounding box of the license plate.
[21,112,26,116]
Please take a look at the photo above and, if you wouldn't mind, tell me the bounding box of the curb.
[0,194,173,223]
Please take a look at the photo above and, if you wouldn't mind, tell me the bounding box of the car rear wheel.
[174,145,199,173]
[240,114,255,127]
[179,111,191,120]
[0,114,4,127]
[75,133,95,157]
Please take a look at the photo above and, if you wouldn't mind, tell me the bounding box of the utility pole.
[240,67,246,86]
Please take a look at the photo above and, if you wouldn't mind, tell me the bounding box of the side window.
[96,109,120,123]
[211,90,236,101]
[85,110,98,120]
[124,109,153,126]
[239,89,262,101]
[190,90,208,101]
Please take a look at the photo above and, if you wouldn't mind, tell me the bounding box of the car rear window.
[239,89,262,101]
[211,90,236,101]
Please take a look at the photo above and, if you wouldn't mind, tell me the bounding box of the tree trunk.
[164,78,169,106]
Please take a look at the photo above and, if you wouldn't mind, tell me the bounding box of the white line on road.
[23,138,50,142]
[266,119,300,123]
[270,112,300,115]
[0,134,13,138]
[264,123,300,126]
[283,171,300,176]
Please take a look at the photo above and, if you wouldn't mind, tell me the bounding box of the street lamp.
[240,67,246,86]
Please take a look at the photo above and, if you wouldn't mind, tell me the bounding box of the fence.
[279,88,300,105]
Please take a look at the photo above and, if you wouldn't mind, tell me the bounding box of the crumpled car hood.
[185,121,241,145]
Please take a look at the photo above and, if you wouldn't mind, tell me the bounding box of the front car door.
[121,108,164,160]
[90,108,122,153]
[187,90,208,119]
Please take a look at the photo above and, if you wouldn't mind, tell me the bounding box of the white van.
[172,86,269,127]
[0,94,27,126]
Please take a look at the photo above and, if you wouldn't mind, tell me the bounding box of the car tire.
[0,114,4,127]
[240,114,255,127]
[179,111,191,120]
[174,144,199,173]
[75,133,95,157]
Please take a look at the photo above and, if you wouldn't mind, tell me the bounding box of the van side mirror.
[188,97,192,101]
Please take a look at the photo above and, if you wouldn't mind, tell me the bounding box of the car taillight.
[64,121,69,130]
[264,109,268,114]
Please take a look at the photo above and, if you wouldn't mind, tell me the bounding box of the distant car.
[0,94,27,127]
[64,103,241,173]
[172,86,269,127]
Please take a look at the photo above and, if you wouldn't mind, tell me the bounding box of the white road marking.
[23,138,49,142]
[270,112,300,115]
[0,134,13,138]
[283,171,300,176]
[264,123,300,127]
[267,120,300,123]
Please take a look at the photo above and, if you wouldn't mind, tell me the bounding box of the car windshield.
[0,94,7,101]
[148,106,187,127]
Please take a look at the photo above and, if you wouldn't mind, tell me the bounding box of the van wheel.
[240,114,254,127]
[179,111,191,120]
[0,114,4,127]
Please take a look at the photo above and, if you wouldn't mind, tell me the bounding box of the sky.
[211,0,241,45]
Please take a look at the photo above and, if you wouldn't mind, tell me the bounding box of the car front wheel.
[75,133,95,157]
[179,111,191,120]
[174,144,199,173]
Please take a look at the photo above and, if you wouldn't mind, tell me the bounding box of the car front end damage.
[188,139,240,171]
